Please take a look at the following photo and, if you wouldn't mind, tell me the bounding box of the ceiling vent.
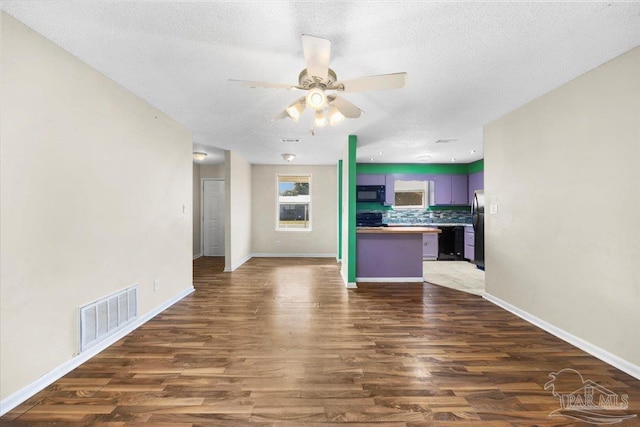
[435,138,457,144]
[280,138,301,144]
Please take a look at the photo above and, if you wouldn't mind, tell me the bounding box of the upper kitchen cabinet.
[434,174,468,205]
[468,171,484,202]
[384,174,395,205]
[356,174,386,185]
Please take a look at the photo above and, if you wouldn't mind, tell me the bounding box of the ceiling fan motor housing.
[297,68,340,90]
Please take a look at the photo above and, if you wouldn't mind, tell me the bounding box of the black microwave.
[356,185,386,203]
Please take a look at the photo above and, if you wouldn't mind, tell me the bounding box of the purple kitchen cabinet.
[451,174,468,204]
[468,171,484,205]
[434,174,468,205]
[356,174,385,185]
[433,175,452,205]
[423,233,438,259]
[464,225,475,261]
[384,174,395,205]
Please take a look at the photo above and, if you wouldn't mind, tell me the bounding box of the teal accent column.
[337,160,343,261]
[347,135,357,283]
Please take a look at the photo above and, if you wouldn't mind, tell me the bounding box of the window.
[277,174,311,231]
[393,180,429,209]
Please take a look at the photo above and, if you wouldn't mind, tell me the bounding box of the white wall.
[224,151,252,271]
[484,47,640,372]
[251,165,337,256]
[0,12,193,401]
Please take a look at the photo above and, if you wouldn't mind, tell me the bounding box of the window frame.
[275,173,312,232]
[392,180,429,210]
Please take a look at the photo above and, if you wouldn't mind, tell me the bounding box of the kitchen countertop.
[357,226,441,234]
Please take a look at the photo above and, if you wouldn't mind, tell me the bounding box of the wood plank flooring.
[2,257,639,425]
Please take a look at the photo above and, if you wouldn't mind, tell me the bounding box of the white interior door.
[203,180,225,256]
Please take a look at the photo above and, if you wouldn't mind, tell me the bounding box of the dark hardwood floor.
[2,256,639,425]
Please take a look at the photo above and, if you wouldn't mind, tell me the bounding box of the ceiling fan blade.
[228,79,297,90]
[273,110,289,120]
[301,34,331,81]
[329,96,362,118]
[337,72,407,92]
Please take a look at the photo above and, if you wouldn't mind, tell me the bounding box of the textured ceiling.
[2,1,639,165]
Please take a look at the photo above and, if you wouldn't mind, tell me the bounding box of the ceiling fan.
[229,34,407,134]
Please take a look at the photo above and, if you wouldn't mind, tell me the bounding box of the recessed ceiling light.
[451,158,456,162]
[378,151,384,155]
[470,150,476,154]
[193,152,207,161]
[281,153,295,162]
[370,158,375,161]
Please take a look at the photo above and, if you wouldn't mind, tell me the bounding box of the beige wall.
[0,12,193,401]
[192,162,201,257]
[251,165,337,256]
[484,47,640,369]
[200,164,225,179]
[225,152,252,271]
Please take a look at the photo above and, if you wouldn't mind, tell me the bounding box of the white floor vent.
[79,284,138,353]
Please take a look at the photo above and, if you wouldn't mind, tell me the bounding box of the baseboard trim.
[192,253,202,260]
[0,286,195,416]
[356,277,424,283]
[223,254,252,272]
[251,253,337,258]
[483,293,640,380]
[340,268,357,288]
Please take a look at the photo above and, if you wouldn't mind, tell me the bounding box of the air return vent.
[435,138,457,144]
[79,284,138,353]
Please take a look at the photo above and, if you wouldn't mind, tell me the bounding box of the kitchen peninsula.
[356,226,441,282]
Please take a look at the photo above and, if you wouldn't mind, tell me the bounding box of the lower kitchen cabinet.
[464,225,475,261]
[423,233,438,260]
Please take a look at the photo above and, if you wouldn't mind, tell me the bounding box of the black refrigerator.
[472,190,485,270]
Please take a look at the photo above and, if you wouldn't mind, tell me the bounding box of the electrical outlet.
[490,204,498,214]
[154,279,160,292]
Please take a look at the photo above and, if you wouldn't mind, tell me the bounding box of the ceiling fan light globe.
[328,106,345,126]
[286,102,304,122]
[314,110,328,127]
[306,87,327,110]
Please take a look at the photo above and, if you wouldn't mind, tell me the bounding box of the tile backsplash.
[380,209,472,225]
